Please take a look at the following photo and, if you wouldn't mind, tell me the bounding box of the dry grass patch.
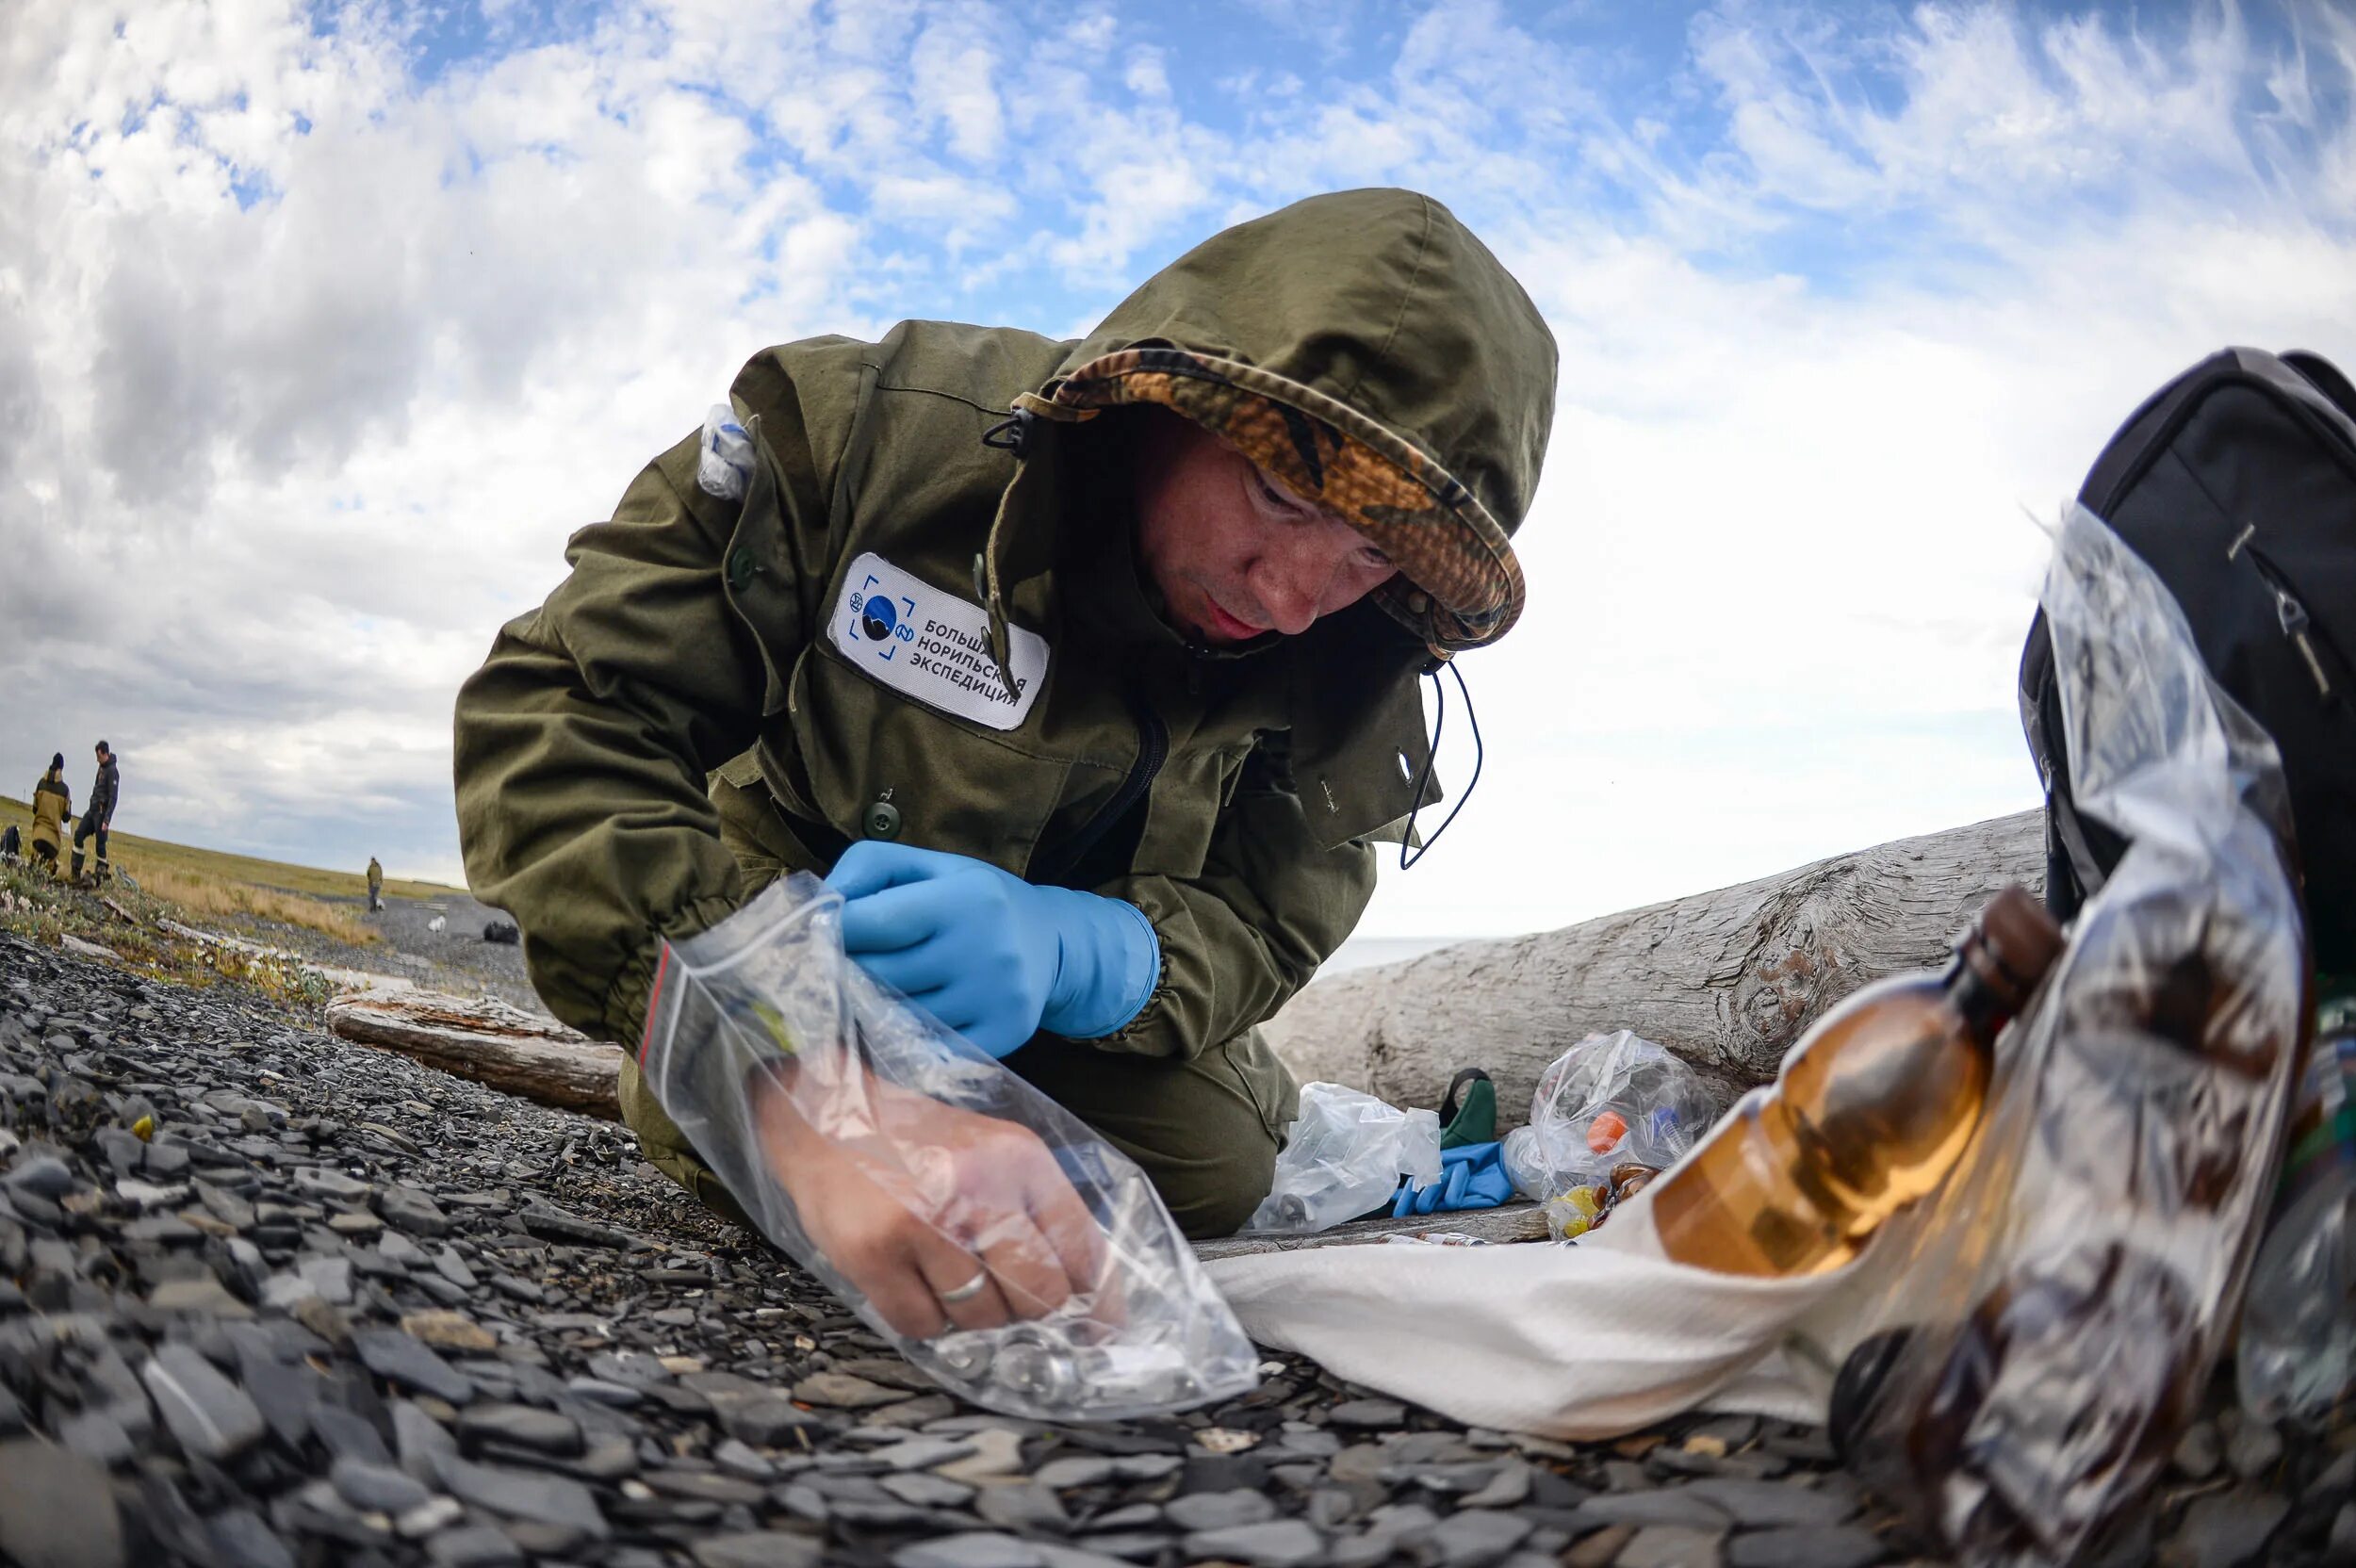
[123,859,382,945]
[0,796,457,903]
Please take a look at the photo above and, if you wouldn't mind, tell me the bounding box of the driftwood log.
[326,988,624,1121]
[1267,808,2045,1124]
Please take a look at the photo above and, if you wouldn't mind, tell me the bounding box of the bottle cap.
[1967,885,2065,1010]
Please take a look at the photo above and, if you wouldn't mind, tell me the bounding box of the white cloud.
[2,0,2350,933]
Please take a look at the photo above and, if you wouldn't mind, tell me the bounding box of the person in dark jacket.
[72,741,118,884]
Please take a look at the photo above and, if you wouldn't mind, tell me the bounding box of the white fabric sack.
[1204,1177,1883,1439]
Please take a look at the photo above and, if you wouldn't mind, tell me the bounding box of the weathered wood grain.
[1266,809,2045,1124]
[327,989,624,1120]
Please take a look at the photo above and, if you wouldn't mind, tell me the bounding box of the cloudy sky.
[3,0,2352,946]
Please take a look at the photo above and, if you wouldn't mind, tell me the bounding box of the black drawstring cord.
[1399,658,1481,869]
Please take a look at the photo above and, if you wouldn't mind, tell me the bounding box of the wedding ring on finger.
[936,1269,990,1306]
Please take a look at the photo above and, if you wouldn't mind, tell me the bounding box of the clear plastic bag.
[695,402,754,499]
[1242,1082,1441,1234]
[1823,505,2313,1568]
[638,874,1260,1421]
[1500,1031,1719,1238]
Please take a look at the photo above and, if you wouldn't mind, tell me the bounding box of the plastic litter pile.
[1500,1031,1716,1239]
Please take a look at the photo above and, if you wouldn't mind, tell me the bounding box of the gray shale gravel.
[1,930,2348,1567]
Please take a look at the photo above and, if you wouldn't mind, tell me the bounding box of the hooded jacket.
[454,188,1555,1056]
[31,769,70,855]
[88,755,118,825]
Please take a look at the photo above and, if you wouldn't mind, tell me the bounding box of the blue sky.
[3,0,2352,944]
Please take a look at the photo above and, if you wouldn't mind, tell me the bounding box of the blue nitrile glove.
[1392,1141,1515,1217]
[826,841,1160,1059]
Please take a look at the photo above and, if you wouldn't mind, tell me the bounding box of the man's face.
[1131,412,1398,645]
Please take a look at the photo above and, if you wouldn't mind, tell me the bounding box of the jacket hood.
[1019,188,1556,652]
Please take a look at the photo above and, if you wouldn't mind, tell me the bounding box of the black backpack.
[2021,347,2356,970]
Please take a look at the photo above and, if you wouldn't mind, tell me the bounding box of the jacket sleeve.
[1090,743,1378,1060]
[453,431,778,1045]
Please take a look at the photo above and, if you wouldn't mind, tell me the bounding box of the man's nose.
[1253,537,1344,636]
[1253,559,1325,635]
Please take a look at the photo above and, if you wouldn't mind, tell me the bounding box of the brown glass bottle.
[1651,886,2064,1276]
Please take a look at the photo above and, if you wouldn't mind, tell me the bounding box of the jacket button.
[726,547,757,592]
[863,800,903,841]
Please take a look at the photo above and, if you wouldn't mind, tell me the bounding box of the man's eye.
[1258,478,1305,516]
[1361,547,1393,570]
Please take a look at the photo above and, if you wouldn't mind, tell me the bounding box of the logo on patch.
[828,552,1050,732]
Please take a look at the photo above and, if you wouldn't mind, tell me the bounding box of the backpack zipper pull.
[2275,587,2333,699]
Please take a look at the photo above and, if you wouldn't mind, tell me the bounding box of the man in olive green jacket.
[455,188,1554,1322]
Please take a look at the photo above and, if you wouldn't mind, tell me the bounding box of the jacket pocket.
[1130,743,1251,880]
[788,643,1075,873]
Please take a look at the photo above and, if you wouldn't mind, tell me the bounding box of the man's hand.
[750,1063,1110,1339]
[826,842,1159,1056]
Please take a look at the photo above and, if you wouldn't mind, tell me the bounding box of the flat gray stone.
[1575,1491,1734,1531]
[1432,1510,1534,1568]
[352,1327,474,1404]
[0,1437,125,1568]
[1677,1479,1856,1529]
[2170,1421,2221,1480]
[882,1472,978,1509]
[1617,1526,1726,1568]
[434,1455,609,1541]
[712,1438,777,1480]
[1184,1521,1325,1568]
[868,1435,978,1471]
[456,1402,582,1456]
[2225,1419,2283,1480]
[794,1371,912,1409]
[1165,1491,1277,1531]
[146,1277,252,1317]
[141,1345,266,1462]
[2162,1489,2289,1568]
[893,1533,1047,1568]
[205,1509,293,1568]
[1326,1399,1406,1429]
[1726,1526,1885,1568]
[1035,1457,1118,1490]
[975,1481,1072,1532]
[426,1525,523,1567]
[330,1458,434,1516]
[693,1534,826,1568]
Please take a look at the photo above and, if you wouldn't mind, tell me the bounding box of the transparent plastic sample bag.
[639,874,1260,1420]
[1243,1082,1442,1234]
[1821,505,2313,1568]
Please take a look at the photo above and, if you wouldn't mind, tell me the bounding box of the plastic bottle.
[2236,978,2356,1424]
[1651,885,2063,1277]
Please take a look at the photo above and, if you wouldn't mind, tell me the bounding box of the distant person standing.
[29,755,71,875]
[71,740,118,885]
[368,857,384,912]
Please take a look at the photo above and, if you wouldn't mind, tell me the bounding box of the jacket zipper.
[2238,538,2351,708]
[1031,700,1168,888]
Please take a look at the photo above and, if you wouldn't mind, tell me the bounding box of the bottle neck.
[1945,947,2025,1046]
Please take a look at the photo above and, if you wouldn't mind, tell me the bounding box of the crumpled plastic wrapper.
[1242,1082,1442,1234]
[639,874,1260,1421]
[1820,504,2313,1568]
[1501,1031,1720,1238]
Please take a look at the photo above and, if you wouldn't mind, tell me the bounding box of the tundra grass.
[0,795,457,903]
